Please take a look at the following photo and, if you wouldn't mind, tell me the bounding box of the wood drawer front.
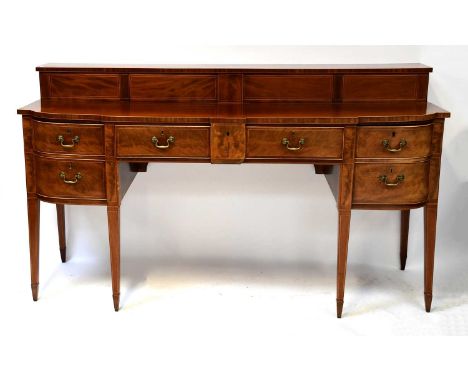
[246,127,343,159]
[116,125,210,158]
[356,124,432,159]
[34,121,104,155]
[353,162,429,205]
[36,157,106,199]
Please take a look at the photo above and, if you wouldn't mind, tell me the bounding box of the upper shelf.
[36,63,433,103]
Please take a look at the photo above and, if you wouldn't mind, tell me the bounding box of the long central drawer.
[116,125,210,158]
[246,126,344,159]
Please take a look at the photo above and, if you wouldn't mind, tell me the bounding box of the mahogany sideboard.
[18,64,450,317]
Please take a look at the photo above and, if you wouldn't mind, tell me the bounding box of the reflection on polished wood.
[18,64,450,317]
[18,100,449,124]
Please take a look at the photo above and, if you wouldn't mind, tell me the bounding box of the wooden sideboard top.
[36,63,433,73]
[30,63,437,105]
[18,100,450,124]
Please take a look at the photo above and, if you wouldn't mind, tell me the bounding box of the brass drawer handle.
[59,171,82,184]
[152,136,175,149]
[282,137,305,151]
[382,138,406,152]
[378,174,405,187]
[57,135,80,148]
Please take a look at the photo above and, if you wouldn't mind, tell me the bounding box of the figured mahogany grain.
[18,100,450,124]
[129,74,217,101]
[34,120,104,155]
[355,124,433,159]
[353,162,429,205]
[246,126,343,159]
[218,74,243,102]
[35,156,106,199]
[342,74,422,101]
[211,123,246,163]
[35,65,435,104]
[45,73,121,99]
[244,75,333,102]
[116,125,210,158]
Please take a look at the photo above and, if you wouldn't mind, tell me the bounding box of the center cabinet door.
[246,126,344,160]
[116,125,210,159]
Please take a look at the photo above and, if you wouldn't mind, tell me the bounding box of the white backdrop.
[1,6,468,377]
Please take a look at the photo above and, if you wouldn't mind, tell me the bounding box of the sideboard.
[18,64,450,317]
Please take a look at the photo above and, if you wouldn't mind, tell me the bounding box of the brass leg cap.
[400,256,407,271]
[336,299,344,318]
[113,294,120,312]
[60,248,67,263]
[31,284,39,301]
[424,294,432,313]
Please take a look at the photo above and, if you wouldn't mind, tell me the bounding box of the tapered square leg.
[27,197,40,301]
[56,204,66,263]
[336,210,351,318]
[424,204,438,313]
[400,210,410,270]
[107,205,120,312]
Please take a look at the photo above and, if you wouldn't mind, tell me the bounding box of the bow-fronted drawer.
[356,124,432,159]
[33,120,104,155]
[353,161,430,205]
[35,156,106,200]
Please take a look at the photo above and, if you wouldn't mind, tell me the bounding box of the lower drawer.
[353,162,429,205]
[35,157,106,199]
